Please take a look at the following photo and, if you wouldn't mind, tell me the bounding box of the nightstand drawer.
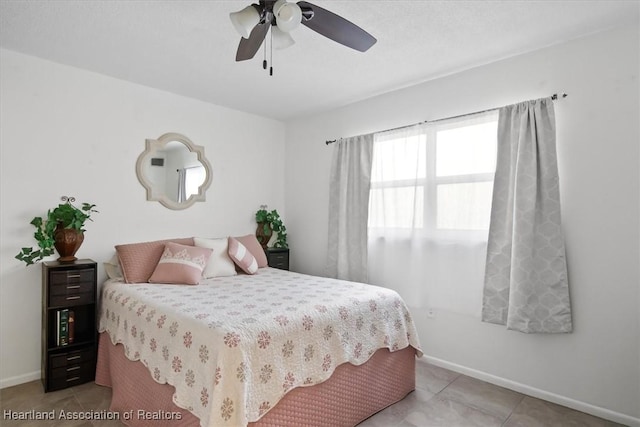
[50,348,94,369]
[50,269,94,285]
[48,361,95,391]
[270,252,287,261]
[270,261,288,269]
[50,279,93,296]
[49,291,94,307]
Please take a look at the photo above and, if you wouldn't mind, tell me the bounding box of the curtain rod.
[325,93,567,145]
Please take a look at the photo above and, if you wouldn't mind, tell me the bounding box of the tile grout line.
[501,394,526,427]
[434,374,526,424]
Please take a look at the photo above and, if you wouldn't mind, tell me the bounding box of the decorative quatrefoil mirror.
[136,133,212,210]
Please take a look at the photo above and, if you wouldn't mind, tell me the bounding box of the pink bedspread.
[98,268,422,426]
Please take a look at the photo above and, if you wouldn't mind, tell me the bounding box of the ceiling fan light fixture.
[230,4,261,39]
[272,26,295,50]
[273,0,302,33]
[234,0,377,65]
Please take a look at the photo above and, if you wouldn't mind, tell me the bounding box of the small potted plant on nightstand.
[15,196,98,265]
[255,205,288,250]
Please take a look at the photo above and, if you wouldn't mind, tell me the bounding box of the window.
[368,111,498,234]
[185,165,206,198]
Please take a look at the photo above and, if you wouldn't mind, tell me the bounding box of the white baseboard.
[422,355,640,427]
[0,371,40,389]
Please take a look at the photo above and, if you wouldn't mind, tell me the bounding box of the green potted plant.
[16,196,98,265]
[255,205,287,249]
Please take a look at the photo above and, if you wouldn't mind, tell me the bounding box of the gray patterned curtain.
[482,97,572,333]
[326,134,374,282]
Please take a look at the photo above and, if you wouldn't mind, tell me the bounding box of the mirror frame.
[136,132,213,210]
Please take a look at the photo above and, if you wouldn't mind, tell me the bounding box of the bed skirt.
[95,332,416,427]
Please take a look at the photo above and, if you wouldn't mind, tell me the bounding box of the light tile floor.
[0,358,626,427]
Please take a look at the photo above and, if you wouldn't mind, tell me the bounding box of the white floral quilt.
[98,267,422,427]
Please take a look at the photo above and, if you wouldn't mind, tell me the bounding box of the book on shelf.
[56,310,60,346]
[68,310,75,344]
[58,309,69,346]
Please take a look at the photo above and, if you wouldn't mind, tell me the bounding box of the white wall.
[0,49,286,386]
[284,25,639,424]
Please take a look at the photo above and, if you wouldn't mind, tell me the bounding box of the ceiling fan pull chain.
[270,27,274,76]
[263,26,268,70]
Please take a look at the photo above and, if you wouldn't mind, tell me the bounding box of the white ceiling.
[1,1,638,121]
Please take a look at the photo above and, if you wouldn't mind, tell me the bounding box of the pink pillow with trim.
[228,237,258,274]
[234,234,268,268]
[148,242,212,285]
[116,238,195,283]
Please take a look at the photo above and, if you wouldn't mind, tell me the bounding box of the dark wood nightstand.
[42,259,97,392]
[266,248,289,270]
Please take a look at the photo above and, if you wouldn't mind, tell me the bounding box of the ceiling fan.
[230,0,377,67]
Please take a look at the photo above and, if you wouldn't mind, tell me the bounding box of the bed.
[96,237,422,427]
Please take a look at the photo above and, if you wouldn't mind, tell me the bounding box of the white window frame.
[369,111,498,239]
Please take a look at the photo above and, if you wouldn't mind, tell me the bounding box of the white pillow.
[104,253,124,280]
[194,237,238,278]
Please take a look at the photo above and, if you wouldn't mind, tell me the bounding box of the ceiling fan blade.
[297,1,376,52]
[236,21,271,61]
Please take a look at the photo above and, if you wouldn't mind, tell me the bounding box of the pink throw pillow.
[116,238,195,283]
[234,234,268,268]
[148,242,213,285]
[228,237,258,274]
